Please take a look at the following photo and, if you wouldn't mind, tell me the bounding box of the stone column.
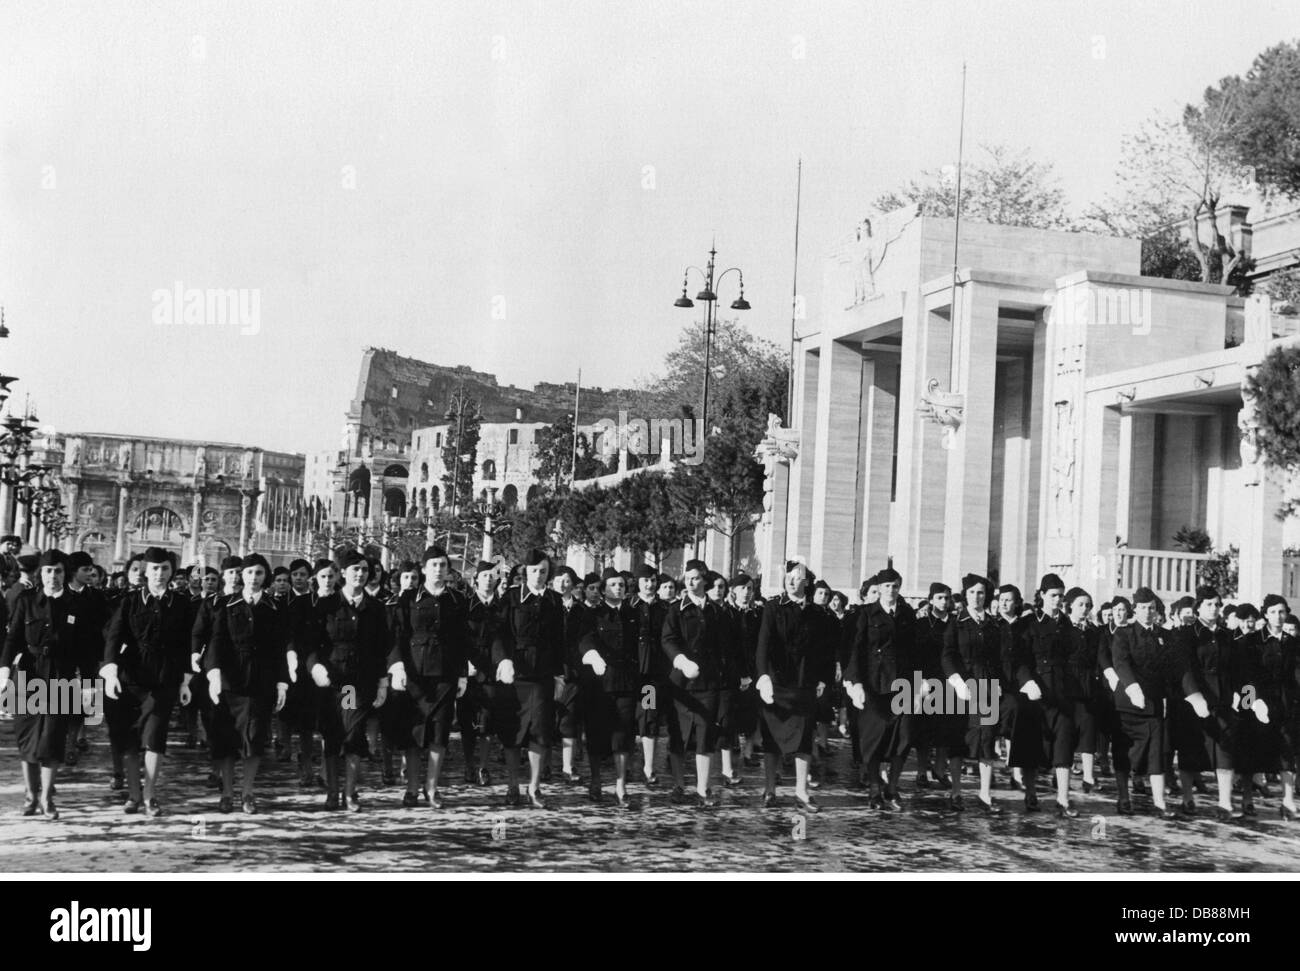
[1239,470,1285,602]
[754,419,798,598]
[12,491,27,547]
[0,482,12,535]
[809,338,863,588]
[1077,398,1123,600]
[189,490,203,565]
[238,492,252,556]
[785,346,820,561]
[856,354,899,583]
[113,484,130,564]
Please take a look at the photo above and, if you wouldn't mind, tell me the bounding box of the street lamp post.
[673,243,750,436]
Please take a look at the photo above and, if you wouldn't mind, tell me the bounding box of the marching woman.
[662,559,735,808]
[1174,586,1245,820]
[707,571,746,787]
[755,561,833,812]
[465,561,503,788]
[1111,587,1189,819]
[205,554,291,814]
[1235,594,1298,819]
[844,567,915,811]
[101,547,194,816]
[728,573,762,778]
[306,550,391,811]
[1013,574,1079,817]
[0,551,97,819]
[913,582,956,791]
[283,559,321,788]
[579,567,639,806]
[1063,588,1103,793]
[632,563,682,789]
[491,548,565,809]
[551,565,588,785]
[940,574,1003,814]
[387,545,469,809]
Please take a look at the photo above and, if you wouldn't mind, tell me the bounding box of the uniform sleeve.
[1012,620,1036,688]
[940,619,966,681]
[1097,627,1115,671]
[304,603,329,674]
[1,594,27,669]
[661,604,684,663]
[819,612,836,685]
[387,598,408,670]
[103,597,129,667]
[1112,627,1138,689]
[205,603,230,674]
[755,602,773,681]
[274,604,291,685]
[191,600,212,661]
[844,608,866,684]
[1179,629,1207,699]
[490,596,514,667]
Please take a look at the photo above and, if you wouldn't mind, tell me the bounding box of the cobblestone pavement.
[2,718,1299,873]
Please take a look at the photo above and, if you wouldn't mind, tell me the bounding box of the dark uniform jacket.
[1180,620,1240,714]
[104,588,194,691]
[756,595,835,691]
[190,591,235,671]
[632,596,670,683]
[941,610,1002,684]
[846,599,917,695]
[915,613,952,682]
[730,602,763,684]
[1015,610,1086,706]
[662,595,732,692]
[1112,622,1188,716]
[1235,628,1298,717]
[66,585,111,677]
[305,591,390,697]
[466,592,503,682]
[491,586,565,682]
[3,588,91,681]
[388,584,469,680]
[579,599,640,694]
[557,597,589,682]
[207,593,290,695]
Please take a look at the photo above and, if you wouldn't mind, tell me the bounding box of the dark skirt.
[1119,710,1164,776]
[1005,697,1043,770]
[584,688,637,758]
[107,682,176,755]
[856,691,911,764]
[1236,708,1293,774]
[674,685,721,753]
[1168,699,1214,773]
[14,711,69,765]
[961,701,1000,761]
[555,679,582,739]
[1040,704,1076,768]
[317,685,372,758]
[636,680,684,754]
[210,692,274,760]
[407,677,457,750]
[492,680,554,749]
[456,680,484,742]
[759,685,816,756]
[1072,698,1099,756]
[717,688,745,748]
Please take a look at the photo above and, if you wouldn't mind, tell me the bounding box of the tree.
[1215,41,1300,201]
[535,413,606,488]
[605,472,696,568]
[496,490,565,566]
[873,143,1075,229]
[1244,344,1300,519]
[441,394,481,515]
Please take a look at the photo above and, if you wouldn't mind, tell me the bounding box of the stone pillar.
[809,338,862,588]
[857,355,899,583]
[238,492,252,556]
[785,347,820,561]
[754,418,798,599]
[1077,399,1123,600]
[113,484,130,564]
[189,490,203,565]
[942,282,999,582]
[13,492,27,548]
[1126,414,1158,549]
[1239,470,1285,602]
[0,482,12,535]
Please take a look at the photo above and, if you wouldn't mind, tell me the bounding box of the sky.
[1,0,1297,455]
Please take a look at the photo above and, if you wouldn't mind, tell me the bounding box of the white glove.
[375,678,389,708]
[1104,667,1119,692]
[467,660,477,678]
[1253,698,1270,725]
[388,661,408,692]
[0,666,9,697]
[756,674,775,705]
[497,659,515,685]
[275,682,288,713]
[179,681,192,707]
[311,663,330,688]
[207,668,222,706]
[1020,680,1042,701]
[816,681,826,698]
[191,652,202,674]
[845,682,866,710]
[739,677,753,691]
[582,649,607,676]
[553,676,567,702]
[457,676,468,698]
[1187,692,1209,719]
[948,672,972,702]
[673,654,700,681]
[81,684,96,712]
[101,662,121,700]
[1125,683,1146,710]
[1232,691,1241,711]
[286,650,298,684]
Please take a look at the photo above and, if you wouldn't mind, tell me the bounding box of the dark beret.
[1132,586,1157,605]
[996,584,1022,602]
[144,546,173,565]
[928,581,951,598]
[1171,596,1194,613]
[876,568,902,584]
[218,555,242,572]
[240,553,271,574]
[730,572,753,588]
[66,551,94,572]
[685,559,708,574]
[1262,593,1289,613]
[583,572,601,586]
[1111,596,1132,611]
[337,549,369,571]
[555,566,579,585]
[422,545,449,564]
[312,558,335,575]
[1039,573,1065,593]
[601,567,621,582]
[0,534,20,544]
[656,573,673,587]
[961,573,990,593]
[1064,587,1090,606]
[289,558,311,573]
[633,563,657,580]
[37,549,67,569]
[271,565,290,577]
[474,560,496,576]
[1236,603,1260,620]
[523,548,549,567]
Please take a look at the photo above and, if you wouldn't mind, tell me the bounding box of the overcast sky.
[1,0,1296,455]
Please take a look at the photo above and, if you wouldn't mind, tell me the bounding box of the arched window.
[481,459,496,481]
[502,484,518,510]
[383,488,407,517]
[525,484,540,508]
[420,462,429,482]
[430,486,440,510]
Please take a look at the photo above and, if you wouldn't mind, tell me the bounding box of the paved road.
[1,719,1298,872]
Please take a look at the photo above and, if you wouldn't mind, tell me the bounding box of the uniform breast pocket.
[25,618,48,650]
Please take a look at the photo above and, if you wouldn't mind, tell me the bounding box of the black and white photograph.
[1,0,1300,910]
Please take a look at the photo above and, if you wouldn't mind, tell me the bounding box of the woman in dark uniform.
[205,553,291,814]
[306,549,390,811]
[940,573,1003,814]
[727,572,762,780]
[387,545,469,809]
[1063,587,1102,793]
[464,560,502,787]
[0,551,96,819]
[101,547,193,816]
[551,565,587,785]
[632,564,681,789]
[491,548,564,809]
[913,582,957,792]
[707,571,746,788]
[1175,585,1243,820]
[844,567,915,811]
[579,567,639,807]
[1235,594,1297,818]
[755,561,833,812]
[283,559,319,788]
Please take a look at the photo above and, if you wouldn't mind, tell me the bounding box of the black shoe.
[669,786,689,805]
[381,769,396,787]
[947,794,965,813]
[742,755,760,769]
[1181,799,1196,817]
[20,798,37,817]
[38,798,58,821]
[528,789,548,810]
[795,793,820,814]
[1056,801,1079,818]
[1070,764,1083,777]
[1243,801,1258,817]
[430,791,445,810]
[883,789,903,812]
[615,792,631,810]
[642,771,659,788]
[1280,804,1299,822]
[915,771,932,789]
[721,773,743,788]
[324,792,340,811]
[934,774,952,789]
[587,786,605,803]
[401,791,419,808]
[1157,805,1178,820]
[1193,778,1209,795]
[218,796,234,814]
[1082,780,1098,794]
[123,798,141,815]
[347,793,362,813]
[868,794,885,810]
[977,796,1003,816]
[1008,776,1024,792]
[1116,799,1135,816]
[205,772,221,790]
[110,774,126,792]
[477,768,491,786]
[1132,778,1146,795]
[1024,792,1040,813]
[562,772,583,786]
[762,791,778,808]
[241,796,258,815]
[505,787,522,808]
[146,799,164,818]
[541,765,553,783]
[1218,806,1245,821]
[695,792,719,809]
[1252,781,1271,799]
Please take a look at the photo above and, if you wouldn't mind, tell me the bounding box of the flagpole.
[569,368,581,486]
[949,62,968,391]
[787,157,802,426]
